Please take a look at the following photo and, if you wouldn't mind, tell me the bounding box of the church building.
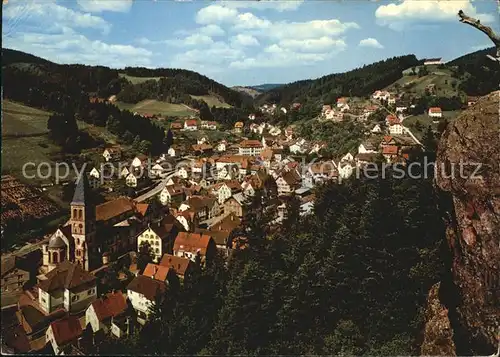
[42,175,165,273]
[42,175,98,272]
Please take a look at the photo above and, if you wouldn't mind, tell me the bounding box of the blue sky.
[2,0,498,86]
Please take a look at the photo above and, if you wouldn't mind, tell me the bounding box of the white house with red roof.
[184,119,198,131]
[389,123,405,135]
[85,291,128,335]
[372,90,390,101]
[238,140,263,156]
[46,315,82,355]
[336,97,348,108]
[428,107,442,118]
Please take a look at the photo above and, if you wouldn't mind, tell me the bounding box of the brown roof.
[3,324,31,353]
[225,180,242,192]
[386,115,398,124]
[309,162,338,176]
[50,315,82,346]
[159,254,193,277]
[143,263,171,282]
[135,203,149,217]
[382,145,399,155]
[192,144,213,152]
[217,155,251,165]
[38,261,95,293]
[356,153,378,162]
[96,197,135,222]
[171,122,183,129]
[1,256,16,278]
[166,185,184,196]
[185,196,216,212]
[259,148,274,161]
[382,135,394,144]
[173,232,213,256]
[195,228,230,246]
[141,216,179,240]
[185,119,197,126]
[240,140,263,148]
[90,291,128,322]
[429,107,442,113]
[281,170,301,186]
[211,212,241,232]
[126,275,166,301]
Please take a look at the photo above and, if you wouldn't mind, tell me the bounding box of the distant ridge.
[2,48,56,67]
[249,83,284,91]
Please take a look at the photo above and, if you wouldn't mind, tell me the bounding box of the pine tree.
[422,125,437,153]
[164,129,174,150]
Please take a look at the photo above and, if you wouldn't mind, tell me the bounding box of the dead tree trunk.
[458,10,500,60]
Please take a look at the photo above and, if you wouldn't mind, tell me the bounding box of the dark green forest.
[447,47,500,96]
[97,161,447,355]
[119,67,252,108]
[255,55,421,106]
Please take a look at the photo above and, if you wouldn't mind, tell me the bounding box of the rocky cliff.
[433,91,500,353]
[421,283,457,355]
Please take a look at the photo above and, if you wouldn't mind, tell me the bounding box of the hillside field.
[190,95,232,108]
[403,110,461,139]
[2,100,51,136]
[1,100,60,178]
[119,73,163,84]
[2,100,121,179]
[115,99,197,117]
[386,65,461,97]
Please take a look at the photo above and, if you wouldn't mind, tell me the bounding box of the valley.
[1,39,498,357]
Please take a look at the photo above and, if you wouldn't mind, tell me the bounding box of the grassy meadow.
[115,99,197,117]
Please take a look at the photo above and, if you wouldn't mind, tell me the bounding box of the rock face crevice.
[434,91,500,353]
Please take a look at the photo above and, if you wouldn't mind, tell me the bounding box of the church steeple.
[70,174,96,271]
[71,174,90,205]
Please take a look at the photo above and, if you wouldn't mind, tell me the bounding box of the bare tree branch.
[458,10,500,58]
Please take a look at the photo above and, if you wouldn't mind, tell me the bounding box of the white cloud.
[183,34,214,46]
[195,4,238,25]
[230,42,346,70]
[220,0,304,12]
[270,19,359,40]
[359,37,384,49]
[199,24,225,37]
[76,0,133,13]
[193,3,359,41]
[136,37,157,46]
[230,34,260,47]
[173,4,359,71]
[170,41,245,74]
[375,0,495,29]
[166,33,215,47]
[234,12,272,30]
[3,1,111,34]
[3,27,152,68]
[279,36,347,53]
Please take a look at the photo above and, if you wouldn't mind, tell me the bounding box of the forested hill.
[255,55,421,106]
[448,46,496,66]
[2,48,56,67]
[447,46,499,96]
[1,48,249,109]
[118,67,250,108]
